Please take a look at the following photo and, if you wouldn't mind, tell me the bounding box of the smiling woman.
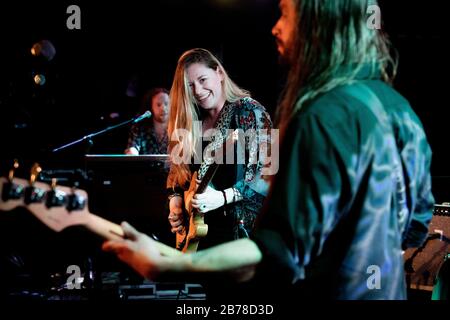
[186,62,225,114]
[166,48,272,252]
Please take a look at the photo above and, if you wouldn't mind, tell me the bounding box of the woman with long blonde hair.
[166,48,272,249]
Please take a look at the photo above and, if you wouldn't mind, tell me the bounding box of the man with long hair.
[125,87,170,155]
[103,0,434,300]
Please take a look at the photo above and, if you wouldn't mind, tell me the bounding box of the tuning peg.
[66,184,86,211]
[23,163,45,205]
[8,159,19,182]
[3,159,24,201]
[51,178,57,190]
[45,177,68,208]
[30,163,42,185]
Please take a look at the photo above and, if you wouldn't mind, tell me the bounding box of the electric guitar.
[0,164,181,257]
[176,129,239,253]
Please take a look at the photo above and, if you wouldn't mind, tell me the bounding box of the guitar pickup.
[1,181,24,201]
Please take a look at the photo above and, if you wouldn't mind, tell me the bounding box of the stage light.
[33,74,46,86]
[31,40,56,61]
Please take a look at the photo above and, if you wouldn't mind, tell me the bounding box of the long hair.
[276,0,397,135]
[167,48,249,187]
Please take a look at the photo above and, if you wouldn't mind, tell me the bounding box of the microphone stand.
[49,111,150,297]
[52,112,150,153]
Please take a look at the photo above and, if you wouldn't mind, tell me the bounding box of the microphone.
[132,110,152,123]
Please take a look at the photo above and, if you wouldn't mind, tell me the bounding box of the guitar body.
[174,129,237,252]
[176,171,209,253]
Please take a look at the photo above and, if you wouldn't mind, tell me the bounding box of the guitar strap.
[197,102,235,180]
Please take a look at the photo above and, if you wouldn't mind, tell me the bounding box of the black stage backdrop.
[0,0,448,296]
[0,0,447,175]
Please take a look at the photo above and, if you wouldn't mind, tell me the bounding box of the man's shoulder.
[366,81,421,122]
[298,81,412,126]
[296,86,366,126]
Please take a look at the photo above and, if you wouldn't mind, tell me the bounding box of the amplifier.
[404,203,450,291]
[118,282,206,300]
[84,154,174,246]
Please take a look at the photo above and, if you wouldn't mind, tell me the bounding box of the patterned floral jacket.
[167,97,273,245]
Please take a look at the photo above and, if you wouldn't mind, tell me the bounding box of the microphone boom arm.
[52,111,151,153]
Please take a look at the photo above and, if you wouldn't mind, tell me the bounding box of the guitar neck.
[197,163,219,193]
[196,130,237,193]
[0,176,182,258]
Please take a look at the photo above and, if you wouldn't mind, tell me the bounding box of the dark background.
[0,0,281,162]
[0,0,284,285]
[0,0,449,288]
[0,1,448,173]
[0,1,448,175]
